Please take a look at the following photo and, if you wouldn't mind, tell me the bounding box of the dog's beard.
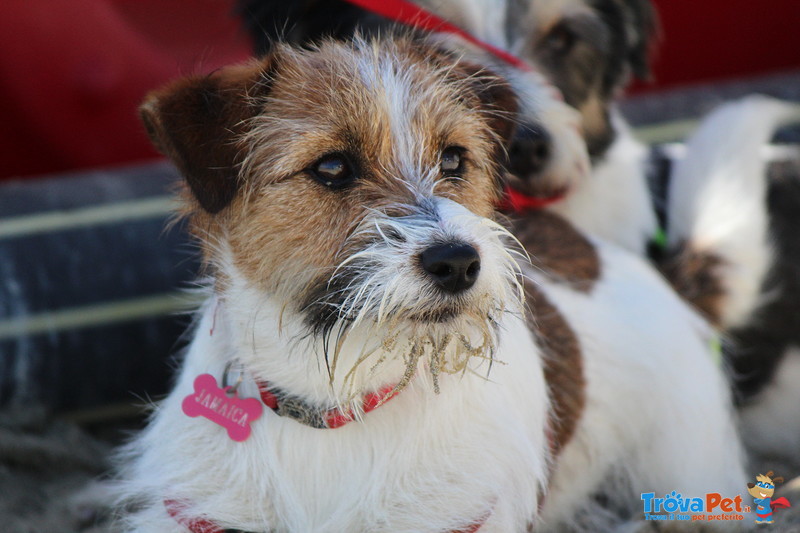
[301,199,525,401]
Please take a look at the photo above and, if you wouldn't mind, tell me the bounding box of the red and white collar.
[257,379,399,429]
[165,498,490,533]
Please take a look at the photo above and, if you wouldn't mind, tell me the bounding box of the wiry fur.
[531,239,746,531]
[117,37,747,532]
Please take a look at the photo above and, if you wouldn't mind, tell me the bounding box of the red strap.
[497,184,566,211]
[455,514,489,533]
[166,497,488,533]
[342,0,532,72]
[325,384,399,428]
[259,386,279,410]
[258,381,399,429]
[165,499,226,533]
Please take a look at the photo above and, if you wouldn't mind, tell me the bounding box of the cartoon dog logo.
[747,471,792,524]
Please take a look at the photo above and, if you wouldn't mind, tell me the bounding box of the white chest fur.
[122,298,550,533]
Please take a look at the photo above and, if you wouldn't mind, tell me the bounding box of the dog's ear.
[455,61,519,147]
[747,483,755,488]
[140,58,274,214]
[236,0,390,55]
[774,476,785,484]
[412,41,518,146]
[620,0,658,81]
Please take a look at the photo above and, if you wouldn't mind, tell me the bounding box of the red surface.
[0,0,251,180]
[634,0,800,92]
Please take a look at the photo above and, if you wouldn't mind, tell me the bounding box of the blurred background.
[0,1,798,530]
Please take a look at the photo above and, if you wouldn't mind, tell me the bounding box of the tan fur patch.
[577,94,610,150]
[512,210,600,292]
[226,45,505,296]
[659,243,727,327]
[525,280,585,456]
[142,38,516,304]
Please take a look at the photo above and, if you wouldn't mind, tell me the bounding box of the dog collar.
[342,0,534,73]
[257,380,399,429]
[165,499,489,533]
[497,184,567,211]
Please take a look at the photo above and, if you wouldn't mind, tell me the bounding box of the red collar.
[165,499,489,533]
[498,184,566,211]
[258,381,399,429]
[342,0,533,72]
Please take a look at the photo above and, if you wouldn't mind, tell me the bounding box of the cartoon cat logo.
[747,471,792,524]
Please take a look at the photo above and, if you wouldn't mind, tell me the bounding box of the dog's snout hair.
[307,196,523,332]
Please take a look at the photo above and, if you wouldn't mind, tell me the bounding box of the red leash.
[342,0,533,72]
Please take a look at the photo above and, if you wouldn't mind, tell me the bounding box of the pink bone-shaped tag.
[181,374,264,442]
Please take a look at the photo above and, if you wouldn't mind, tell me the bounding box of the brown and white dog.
[234,0,793,322]
[238,0,800,448]
[117,36,746,532]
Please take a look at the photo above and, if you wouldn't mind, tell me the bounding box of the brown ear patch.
[512,210,600,292]
[140,59,273,214]
[456,60,519,147]
[658,242,726,327]
[525,280,585,457]
[419,44,518,148]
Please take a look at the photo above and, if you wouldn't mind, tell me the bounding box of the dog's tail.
[662,95,800,328]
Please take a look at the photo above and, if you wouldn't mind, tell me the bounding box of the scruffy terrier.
[118,36,746,532]
[237,0,800,454]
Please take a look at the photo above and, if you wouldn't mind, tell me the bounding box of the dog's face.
[142,38,523,385]
[510,0,653,154]
[430,0,655,193]
[747,480,775,500]
[238,0,655,200]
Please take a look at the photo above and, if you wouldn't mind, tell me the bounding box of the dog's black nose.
[507,124,551,178]
[420,243,481,293]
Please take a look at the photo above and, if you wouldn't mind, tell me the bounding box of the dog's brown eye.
[441,147,464,175]
[311,153,353,188]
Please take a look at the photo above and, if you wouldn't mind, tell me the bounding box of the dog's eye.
[310,153,354,188]
[545,25,575,54]
[441,147,464,175]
